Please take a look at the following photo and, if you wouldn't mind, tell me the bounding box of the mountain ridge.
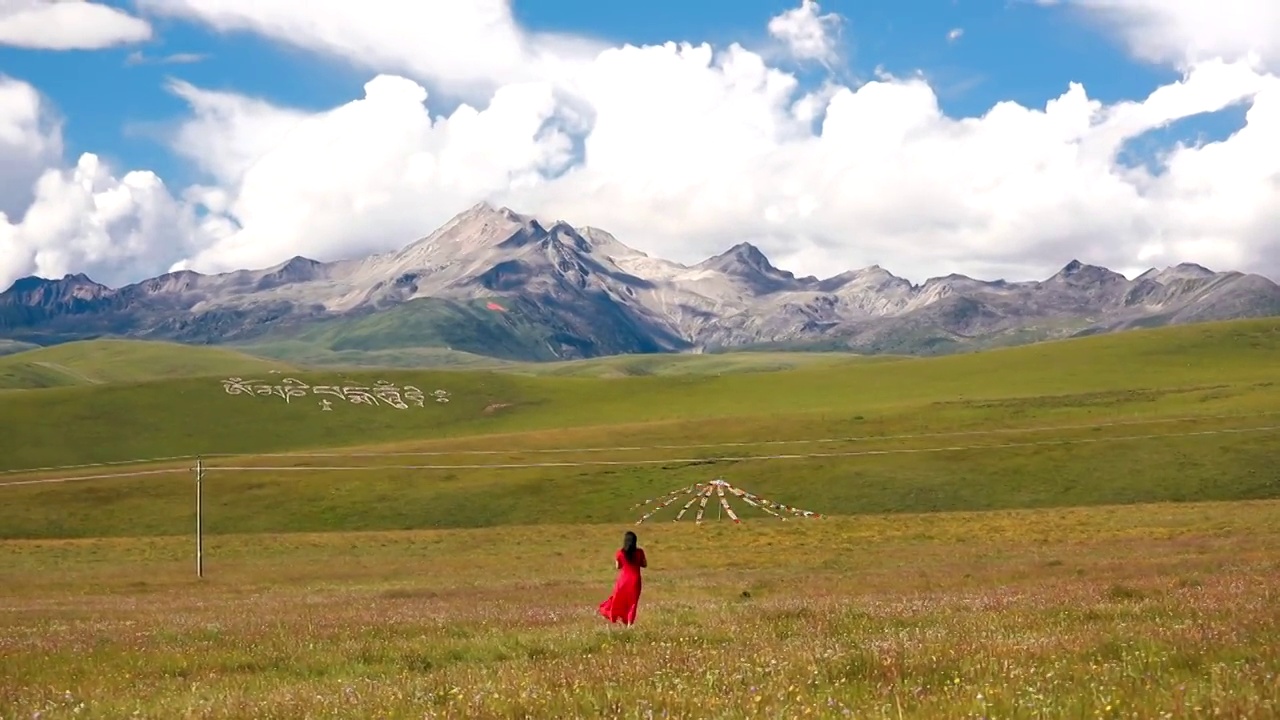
[3,201,1279,361]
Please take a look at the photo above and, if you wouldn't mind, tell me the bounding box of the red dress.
[599,547,646,625]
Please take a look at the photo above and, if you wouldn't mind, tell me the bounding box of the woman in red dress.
[599,530,647,625]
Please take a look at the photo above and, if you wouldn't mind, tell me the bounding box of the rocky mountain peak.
[253,255,326,291]
[2,203,1277,361]
[126,269,204,296]
[541,221,594,254]
[1135,263,1218,285]
[387,203,549,267]
[696,242,811,293]
[2,273,112,304]
[461,201,542,231]
[707,242,771,270]
[275,255,322,276]
[577,227,648,259]
[699,242,787,278]
[1048,259,1127,286]
[817,265,911,293]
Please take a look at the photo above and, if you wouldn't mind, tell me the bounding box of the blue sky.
[0,0,1227,187]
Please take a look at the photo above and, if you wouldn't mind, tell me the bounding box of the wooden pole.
[196,456,204,579]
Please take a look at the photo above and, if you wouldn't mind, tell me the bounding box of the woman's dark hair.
[622,531,638,562]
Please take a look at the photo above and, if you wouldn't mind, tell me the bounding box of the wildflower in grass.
[5,504,1280,717]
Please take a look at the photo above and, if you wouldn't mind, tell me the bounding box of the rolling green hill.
[236,340,515,370]
[0,334,881,381]
[0,339,296,390]
[0,335,895,382]
[238,340,890,376]
[241,296,581,364]
[0,339,36,357]
[507,350,895,377]
[0,317,1277,538]
[1,316,1273,464]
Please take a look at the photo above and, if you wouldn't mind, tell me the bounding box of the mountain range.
[2,201,1279,363]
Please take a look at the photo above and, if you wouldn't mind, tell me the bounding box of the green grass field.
[0,339,296,390]
[1,318,1278,717]
[0,338,36,357]
[512,350,893,377]
[3,503,1278,717]
[241,296,580,363]
[234,342,876,376]
[0,335,880,382]
[235,339,515,370]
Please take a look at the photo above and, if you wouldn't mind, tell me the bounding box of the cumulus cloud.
[156,46,1280,285]
[0,0,151,50]
[0,75,62,217]
[0,77,194,290]
[3,0,1280,294]
[767,0,844,65]
[0,153,196,289]
[173,74,578,273]
[163,80,312,186]
[1060,0,1280,71]
[134,0,606,96]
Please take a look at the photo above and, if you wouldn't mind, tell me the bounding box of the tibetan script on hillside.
[222,378,451,409]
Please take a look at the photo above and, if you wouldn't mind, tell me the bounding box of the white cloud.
[135,0,606,96]
[157,46,1280,285]
[0,75,62,217]
[767,0,844,65]
[0,0,151,50]
[174,74,577,274]
[0,153,196,290]
[947,28,964,43]
[1060,0,1280,72]
[125,50,208,66]
[4,0,1280,295]
[163,80,312,186]
[0,77,194,290]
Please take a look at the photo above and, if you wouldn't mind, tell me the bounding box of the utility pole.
[195,456,204,579]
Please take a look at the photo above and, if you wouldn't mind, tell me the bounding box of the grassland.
[0,335,881,383]
[0,339,295,390]
[0,338,36,357]
[1,317,1275,468]
[514,350,891,377]
[243,296,572,363]
[0,318,1277,537]
[2,502,1278,717]
[236,340,514,370]
[1,318,1279,717]
[234,342,876,376]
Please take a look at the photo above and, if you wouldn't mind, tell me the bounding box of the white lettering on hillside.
[221,378,451,409]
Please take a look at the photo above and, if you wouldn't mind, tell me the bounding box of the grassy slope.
[2,317,1276,462]
[0,335,875,379]
[0,339,296,390]
[237,342,885,376]
[0,317,1277,538]
[242,296,563,363]
[238,340,515,370]
[513,351,891,377]
[0,339,36,357]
